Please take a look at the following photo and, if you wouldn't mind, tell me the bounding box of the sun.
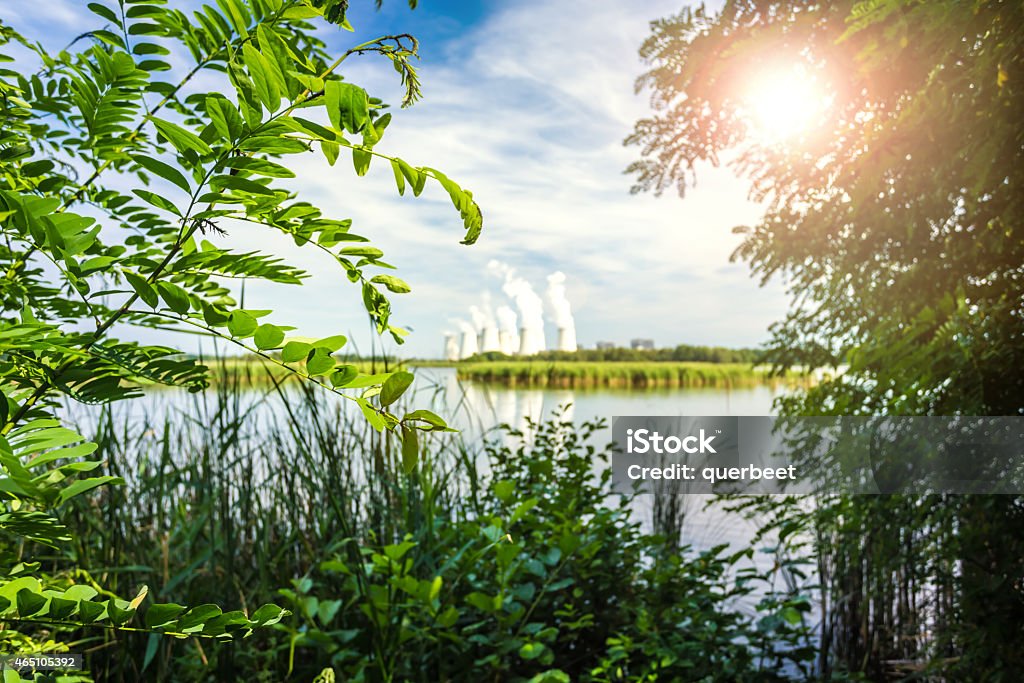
[741,64,830,143]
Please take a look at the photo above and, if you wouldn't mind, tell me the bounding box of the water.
[69,366,782,554]
[64,366,804,621]
[411,367,778,435]
[409,368,803,623]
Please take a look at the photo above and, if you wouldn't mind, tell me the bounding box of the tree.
[0,0,477,664]
[628,0,1023,678]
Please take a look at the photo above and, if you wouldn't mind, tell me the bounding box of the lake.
[67,366,782,551]
[63,365,801,619]
[409,368,782,550]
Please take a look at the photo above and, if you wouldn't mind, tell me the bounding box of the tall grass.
[61,367,479,680]
[54,361,816,681]
[452,360,800,389]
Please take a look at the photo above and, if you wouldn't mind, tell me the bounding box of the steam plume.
[545,271,577,352]
[488,259,545,354]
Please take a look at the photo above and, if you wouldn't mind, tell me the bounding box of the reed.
[451,360,798,389]
[61,365,478,680]
[54,359,815,681]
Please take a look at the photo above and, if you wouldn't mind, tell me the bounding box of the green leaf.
[340,246,383,259]
[124,272,159,308]
[519,642,545,661]
[306,348,335,376]
[352,147,371,176]
[202,302,230,327]
[132,155,192,193]
[322,140,340,166]
[78,599,105,623]
[370,275,411,293]
[16,588,47,618]
[330,365,359,387]
[494,479,515,503]
[152,118,212,156]
[251,603,287,627]
[156,282,191,315]
[380,371,414,407]
[221,156,295,178]
[88,2,121,24]
[281,6,320,19]
[781,606,803,625]
[397,159,425,196]
[401,424,418,473]
[325,81,369,134]
[177,604,222,633]
[207,95,245,142]
[146,602,187,629]
[132,189,182,216]
[57,476,123,505]
[107,599,136,626]
[254,324,284,350]
[242,43,281,111]
[403,409,454,432]
[48,596,77,620]
[466,592,499,614]
[357,399,385,431]
[391,159,406,195]
[228,311,258,338]
[281,341,311,363]
[143,633,159,671]
[311,335,347,352]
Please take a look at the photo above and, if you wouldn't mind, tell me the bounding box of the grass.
[448,360,804,389]
[196,356,805,391]
[169,355,408,389]
[61,367,473,680]
[52,360,813,680]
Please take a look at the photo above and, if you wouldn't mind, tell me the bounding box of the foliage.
[628,0,1024,678]
[0,0,480,670]
[63,380,820,681]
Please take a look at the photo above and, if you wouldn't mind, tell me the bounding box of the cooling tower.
[479,327,500,353]
[556,327,577,352]
[443,334,459,361]
[459,330,479,359]
[498,330,516,355]
[518,327,543,356]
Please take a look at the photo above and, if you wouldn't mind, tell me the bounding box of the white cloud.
[7,0,789,356]
[290,0,789,354]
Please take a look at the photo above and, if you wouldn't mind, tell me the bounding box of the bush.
[272,413,815,681]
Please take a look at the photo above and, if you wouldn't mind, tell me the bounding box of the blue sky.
[4,0,789,358]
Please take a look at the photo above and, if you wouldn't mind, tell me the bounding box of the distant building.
[630,338,654,351]
[595,341,617,350]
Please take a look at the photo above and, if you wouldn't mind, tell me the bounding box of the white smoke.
[469,293,501,352]
[488,259,545,354]
[545,271,577,352]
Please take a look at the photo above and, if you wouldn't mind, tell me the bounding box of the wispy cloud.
[302,0,789,353]
[6,0,789,355]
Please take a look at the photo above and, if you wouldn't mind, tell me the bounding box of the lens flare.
[742,65,830,143]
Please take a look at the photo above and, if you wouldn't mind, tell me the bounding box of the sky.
[3,0,790,358]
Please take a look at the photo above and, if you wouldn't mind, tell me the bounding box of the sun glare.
[742,65,830,144]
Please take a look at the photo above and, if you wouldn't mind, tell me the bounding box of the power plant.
[443,332,459,361]
[445,263,578,360]
[547,272,577,352]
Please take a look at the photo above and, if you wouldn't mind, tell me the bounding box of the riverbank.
[199,357,810,391]
[443,360,805,389]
